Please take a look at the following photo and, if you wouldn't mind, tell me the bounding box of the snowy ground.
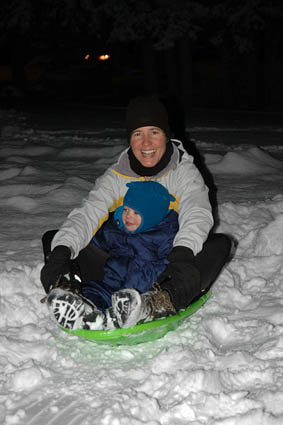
[1,107,283,425]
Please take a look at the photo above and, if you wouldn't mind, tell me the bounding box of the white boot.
[47,288,104,330]
[111,288,149,329]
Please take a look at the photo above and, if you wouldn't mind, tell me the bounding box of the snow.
[1,108,283,425]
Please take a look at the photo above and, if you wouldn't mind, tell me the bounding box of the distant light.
[98,54,110,61]
[84,54,90,60]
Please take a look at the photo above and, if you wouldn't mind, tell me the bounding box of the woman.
[41,96,231,329]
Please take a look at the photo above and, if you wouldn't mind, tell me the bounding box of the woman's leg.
[170,233,232,310]
[41,230,109,285]
[42,230,57,263]
[195,233,232,293]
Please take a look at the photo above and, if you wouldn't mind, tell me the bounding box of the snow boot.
[82,308,107,331]
[104,306,120,330]
[47,287,104,330]
[112,284,177,329]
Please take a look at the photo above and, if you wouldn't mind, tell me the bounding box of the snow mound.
[0,167,21,181]
[5,195,39,212]
[207,146,283,174]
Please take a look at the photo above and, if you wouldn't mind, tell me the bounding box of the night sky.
[0,1,282,112]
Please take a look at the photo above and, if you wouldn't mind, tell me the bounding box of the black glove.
[40,245,71,293]
[157,246,200,310]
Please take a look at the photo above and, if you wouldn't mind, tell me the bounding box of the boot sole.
[47,289,86,330]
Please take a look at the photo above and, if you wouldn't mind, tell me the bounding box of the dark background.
[0,0,282,119]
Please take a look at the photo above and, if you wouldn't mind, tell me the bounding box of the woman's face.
[122,206,142,232]
[130,126,167,168]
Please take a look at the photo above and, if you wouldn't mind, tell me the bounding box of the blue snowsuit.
[82,210,179,311]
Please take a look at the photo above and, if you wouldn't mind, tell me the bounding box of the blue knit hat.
[114,181,175,233]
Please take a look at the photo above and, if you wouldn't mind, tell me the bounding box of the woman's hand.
[157,246,201,309]
[40,245,71,293]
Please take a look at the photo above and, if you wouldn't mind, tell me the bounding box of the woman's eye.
[152,129,160,136]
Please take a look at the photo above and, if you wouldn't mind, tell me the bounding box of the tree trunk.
[177,36,193,116]
[10,38,28,90]
[263,19,282,109]
[141,40,158,94]
[164,46,178,95]
[245,46,262,109]
[221,47,239,109]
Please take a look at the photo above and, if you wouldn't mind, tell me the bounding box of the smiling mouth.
[125,222,137,229]
[141,150,156,155]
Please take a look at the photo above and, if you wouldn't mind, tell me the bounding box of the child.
[47,181,179,330]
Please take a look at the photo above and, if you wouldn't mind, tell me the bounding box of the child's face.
[122,206,142,232]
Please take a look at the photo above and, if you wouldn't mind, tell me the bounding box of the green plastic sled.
[61,290,211,346]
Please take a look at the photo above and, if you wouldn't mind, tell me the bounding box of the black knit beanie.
[126,96,170,137]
